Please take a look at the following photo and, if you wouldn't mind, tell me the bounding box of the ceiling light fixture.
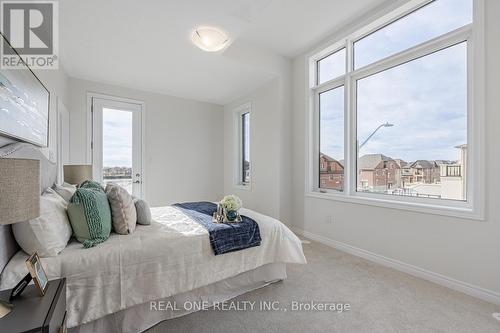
[191,27,230,52]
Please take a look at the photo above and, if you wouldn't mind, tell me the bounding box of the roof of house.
[394,159,407,168]
[320,153,337,162]
[320,153,344,168]
[410,160,438,169]
[434,160,454,165]
[358,154,394,170]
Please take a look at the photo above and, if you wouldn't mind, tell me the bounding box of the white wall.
[224,79,281,219]
[291,0,500,299]
[223,58,292,223]
[293,0,500,297]
[68,78,224,207]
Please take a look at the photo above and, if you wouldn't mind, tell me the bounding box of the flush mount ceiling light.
[191,27,230,52]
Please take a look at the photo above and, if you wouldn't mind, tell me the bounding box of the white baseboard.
[293,227,500,306]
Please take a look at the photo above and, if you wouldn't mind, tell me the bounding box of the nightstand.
[0,278,66,333]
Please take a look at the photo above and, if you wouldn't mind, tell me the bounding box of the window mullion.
[313,76,345,93]
[312,91,320,192]
[345,39,354,196]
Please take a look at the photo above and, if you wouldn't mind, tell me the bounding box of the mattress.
[0,206,306,328]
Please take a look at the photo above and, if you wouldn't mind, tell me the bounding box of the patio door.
[91,96,143,198]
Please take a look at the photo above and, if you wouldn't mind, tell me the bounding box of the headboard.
[0,142,57,275]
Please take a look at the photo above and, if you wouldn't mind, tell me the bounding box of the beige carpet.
[146,241,500,333]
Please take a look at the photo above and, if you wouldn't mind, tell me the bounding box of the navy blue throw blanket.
[173,202,261,255]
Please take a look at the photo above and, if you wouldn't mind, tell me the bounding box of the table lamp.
[63,165,92,185]
[0,158,40,318]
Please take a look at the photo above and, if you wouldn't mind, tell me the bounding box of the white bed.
[0,204,306,332]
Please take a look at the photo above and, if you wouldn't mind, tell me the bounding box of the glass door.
[92,97,143,197]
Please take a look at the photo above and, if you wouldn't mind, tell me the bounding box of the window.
[317,48,346,85]
[357,42,467,200]
[319,86,344,191]
[309,0,484,219]
[354,0,472,69]
[234,103,251,187]
[102,108,133,192]
[241,112,250,184]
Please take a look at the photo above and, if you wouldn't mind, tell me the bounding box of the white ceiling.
[60,0,387,105]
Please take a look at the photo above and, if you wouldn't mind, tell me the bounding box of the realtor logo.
[0,1,58,69]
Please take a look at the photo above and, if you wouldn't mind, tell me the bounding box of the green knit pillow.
[67,181,112,248]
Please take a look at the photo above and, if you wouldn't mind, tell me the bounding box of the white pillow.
[12,188,73,257]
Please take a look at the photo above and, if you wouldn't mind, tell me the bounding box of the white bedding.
[0,206,306,328]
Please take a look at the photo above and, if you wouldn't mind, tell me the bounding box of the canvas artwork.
[0,35,50,147]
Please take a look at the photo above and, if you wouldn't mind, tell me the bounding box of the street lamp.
[359,122,394,149]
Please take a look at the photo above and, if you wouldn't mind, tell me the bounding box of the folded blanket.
[173,202,261,255]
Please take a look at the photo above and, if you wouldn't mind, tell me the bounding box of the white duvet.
[0,206,306,328]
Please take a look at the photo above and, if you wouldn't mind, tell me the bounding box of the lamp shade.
[0,158,40,225]
[64,165,92,185]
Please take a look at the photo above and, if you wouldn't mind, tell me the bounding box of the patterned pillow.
[67,181,112,248]
[105,183,137,234]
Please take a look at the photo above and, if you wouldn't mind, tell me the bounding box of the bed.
[0,143,306,333]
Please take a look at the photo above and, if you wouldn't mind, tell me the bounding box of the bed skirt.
[69,263,286,333]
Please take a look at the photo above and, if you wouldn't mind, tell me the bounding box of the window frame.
[306,0,485,220]
[233,102,252,189]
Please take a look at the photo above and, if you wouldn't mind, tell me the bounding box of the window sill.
[234,183,252,191]
[305,191,484,221]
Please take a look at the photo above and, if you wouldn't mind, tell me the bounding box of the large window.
[309,0,483,218]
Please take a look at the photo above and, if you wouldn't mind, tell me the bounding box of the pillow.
[53,182,77,202]
[134,198,152,225]
[105,183,137,234]
[67,183,112,248]
[12,188,72,257]
[80,180,104,191]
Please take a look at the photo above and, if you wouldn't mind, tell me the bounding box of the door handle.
[133,180,141,184]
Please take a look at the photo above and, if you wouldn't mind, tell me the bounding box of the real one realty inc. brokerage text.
[150,300,351,313]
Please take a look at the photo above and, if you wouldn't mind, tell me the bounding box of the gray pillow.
[53,182,77,202]
[105,184,137,234]
[134,198,152,225]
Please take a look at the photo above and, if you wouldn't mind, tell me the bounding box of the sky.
[102,108,133,168]
[320,0,472,163]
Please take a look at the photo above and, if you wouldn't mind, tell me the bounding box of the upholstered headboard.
[0,142,57,275]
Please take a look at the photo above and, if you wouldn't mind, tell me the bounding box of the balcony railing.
[441,165,461,177]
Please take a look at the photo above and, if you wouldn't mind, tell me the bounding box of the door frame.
[86,92,146,199]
